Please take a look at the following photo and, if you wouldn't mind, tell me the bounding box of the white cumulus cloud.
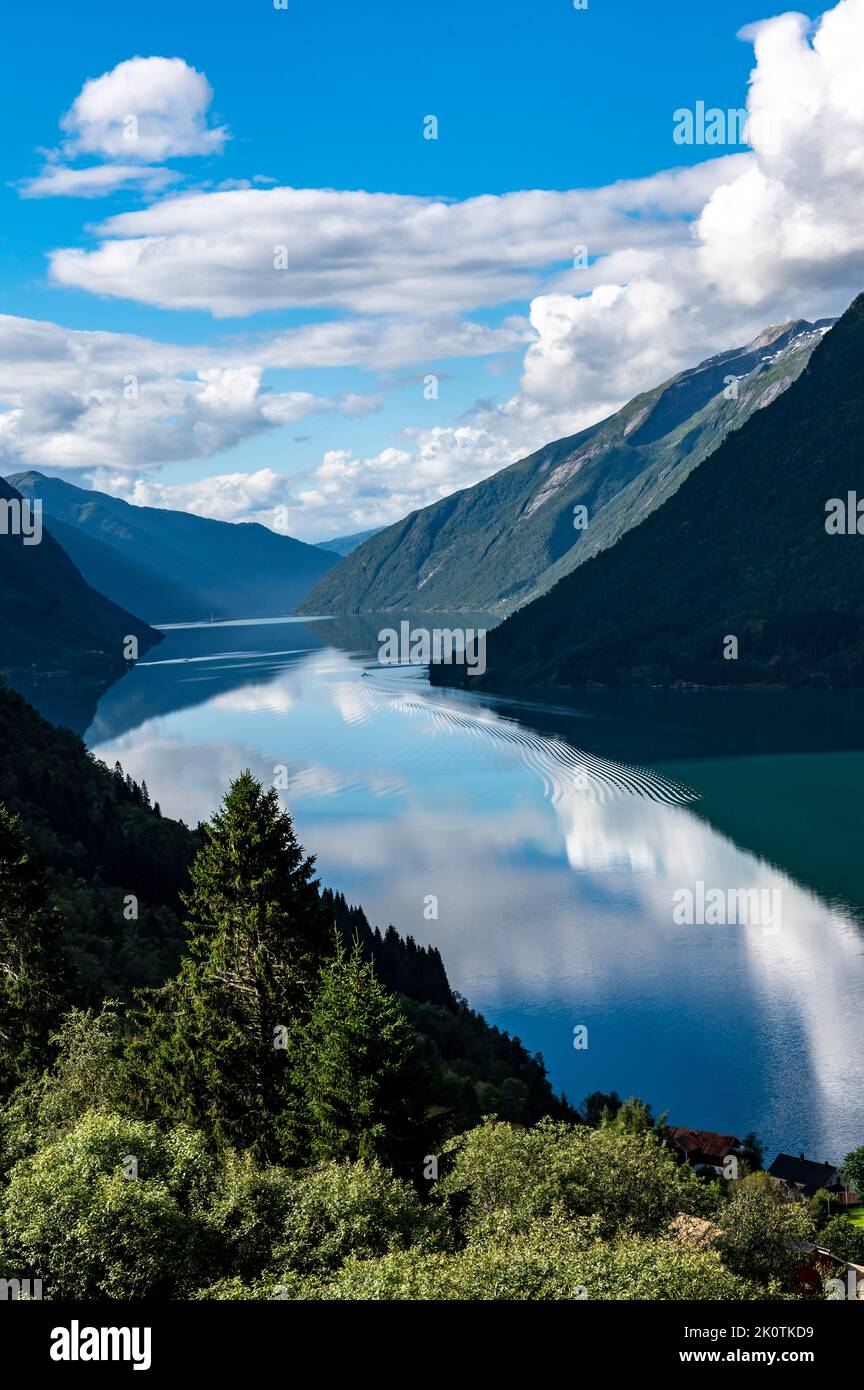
[509,0,864,422]
[60,55,228,162]
[8,0,864,542]
[0,344,379,473]
[47,162,739,316]
[20,56,227,199]
[0,310,523,477]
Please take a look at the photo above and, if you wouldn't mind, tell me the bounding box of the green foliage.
[839,1144,864,1200]
[195,1276,263,1300]
[0,1107,822,1302]
[302,934,429,1164]
[272,1159,442,1275]
[0,1111,216,1298]
[127,773,329,1162]
[581,1090,622,1126]
[600,1095,666,1137]
[0,683,199,1004]
[741,1130,766,1172]
[0,805,72,1096]
[213,1223,762,1301]
[326,889,453,1007]
[809,1187,836,1229]
[1,1005,125,1171]
[181,770,327,985]
[402,994,572,1133]
[189,1157,441,1295]
[816,1213,864,1265]
[439,1117,712,1242]
[716,1173,814,1287]
[203,1151,298,1282]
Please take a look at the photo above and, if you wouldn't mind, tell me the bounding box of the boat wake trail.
[357,677,698,807]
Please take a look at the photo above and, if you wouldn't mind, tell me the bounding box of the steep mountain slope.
[298,319,832,617]
[0,680,198,1002]
[7,473,338,623]
[0,475,160,704]
[437,293,864,693]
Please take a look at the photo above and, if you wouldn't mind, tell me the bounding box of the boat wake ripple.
[357,677,698,807]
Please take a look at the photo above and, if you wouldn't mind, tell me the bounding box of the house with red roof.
[667,1127,751,1177]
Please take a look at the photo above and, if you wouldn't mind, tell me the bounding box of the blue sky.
[1,0,859,539]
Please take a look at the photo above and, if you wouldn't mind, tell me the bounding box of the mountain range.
[7,471,338,624]
[4,297,861,722]
[0,475,160,723]
[298,318,833,618]
[433,293,864,693]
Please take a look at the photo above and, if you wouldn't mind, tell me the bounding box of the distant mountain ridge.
[316,526,384,557]
[7,472,338,624]
[298,318,833,618]
[436,293,864,693]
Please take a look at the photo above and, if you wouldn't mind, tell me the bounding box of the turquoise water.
[84,613,864,1164]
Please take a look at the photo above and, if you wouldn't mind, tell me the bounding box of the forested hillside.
[0,476,159,716]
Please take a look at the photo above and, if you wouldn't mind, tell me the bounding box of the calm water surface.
[83,614,864,1162]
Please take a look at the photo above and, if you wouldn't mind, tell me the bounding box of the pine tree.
[127,772,328,1161]
[0,804,72,1095]
[182,771,326,976]
[302,932,428,1165]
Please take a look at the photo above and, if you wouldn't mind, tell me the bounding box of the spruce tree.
[0,804,71,1095]
[128,772,328,1161]
[302,933,428,1165]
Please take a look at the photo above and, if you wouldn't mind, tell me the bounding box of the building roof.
[668,1127,742,1164]
[768,1152,839,1196]
[668,1213,722,1248]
